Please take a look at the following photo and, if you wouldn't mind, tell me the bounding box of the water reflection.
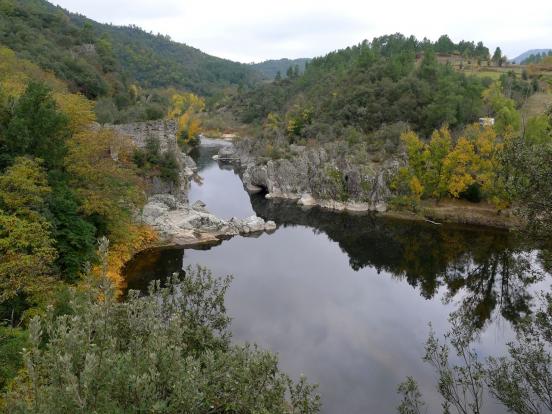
[125,196,545,337]
[123,140,549,414]
[187,137,255,218]
[250,197,544,331]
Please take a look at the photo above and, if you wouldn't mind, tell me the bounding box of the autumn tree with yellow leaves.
[396,124,509,208]
[0,50,157,330]
[168,92,205,148]
[0,158,58,310]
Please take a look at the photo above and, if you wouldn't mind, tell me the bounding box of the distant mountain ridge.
[0,0,261,97]
[251,58,311,80]
[511,49,552,64]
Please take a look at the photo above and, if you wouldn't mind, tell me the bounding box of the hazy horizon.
[53,0,552,63]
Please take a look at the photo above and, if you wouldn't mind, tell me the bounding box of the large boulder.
[217,145,239,161]
[141,196,278,246]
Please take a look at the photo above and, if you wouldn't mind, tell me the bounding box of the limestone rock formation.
[141,195,277,246]
[216,145,240,161]
[237,140,402,213]
[106,120,197,201]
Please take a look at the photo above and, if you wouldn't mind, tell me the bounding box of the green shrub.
[0,326,28,392]
[460,182,482,203]
[3,265,320,414]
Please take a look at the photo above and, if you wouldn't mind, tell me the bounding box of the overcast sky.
[53,0,552,63]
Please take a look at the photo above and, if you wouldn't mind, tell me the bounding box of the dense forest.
[228,34,527,136]
[0,0,261,123]
[251,57,311,80]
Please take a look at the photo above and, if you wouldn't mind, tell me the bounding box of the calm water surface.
[124,138,550,414]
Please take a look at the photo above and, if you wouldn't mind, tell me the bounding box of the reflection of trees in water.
[123,247,186,293]
[250,196,545,331]
[443,247,540,330]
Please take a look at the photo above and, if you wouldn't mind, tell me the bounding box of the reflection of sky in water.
[181,228,518,414]
[188,137,255,219]
[125,138,549,414]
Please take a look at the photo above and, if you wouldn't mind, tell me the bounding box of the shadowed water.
[187,137,255,219]
[124,138,550,414]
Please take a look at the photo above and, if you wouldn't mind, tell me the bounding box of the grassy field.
[458,64,523,80]
[522,92,552,117]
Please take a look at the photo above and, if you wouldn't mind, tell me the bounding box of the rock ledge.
[141,194,276,247]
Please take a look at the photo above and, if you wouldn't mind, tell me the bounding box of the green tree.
[0,157,51,217]
[1,82,69,170]
[0,326,28,392]
[434,34,455,54]
[425,127,453,199]
[524,115,551,145]
[483,81,521,135]
[505,126,552,240]
[286,65,293,79]
[0,158,57,306]
[3,261,321,414]
[46,179,97,282]
[492,47,502,65]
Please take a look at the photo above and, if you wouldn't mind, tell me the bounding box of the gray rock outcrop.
[238,141,402,213]
[141,195,276,246]
[107,120,197,172]
[107,120,197,202]
[215,145,240,161]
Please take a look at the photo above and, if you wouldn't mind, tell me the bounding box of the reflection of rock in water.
[250,195,543,331]
[190,137,234,171]
[125,143,548,335]
[123,247,185,293]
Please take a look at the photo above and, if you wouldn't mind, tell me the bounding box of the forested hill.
[511,49,552,64]
[229,34,500,139]
[0,0,261,99]
[251,58,311,80]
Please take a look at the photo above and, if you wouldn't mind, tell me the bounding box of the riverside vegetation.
[227,34,552,226]
[1,1,552,413]
[0,42,317,413]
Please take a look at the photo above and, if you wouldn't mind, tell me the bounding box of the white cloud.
[53,0,552,62]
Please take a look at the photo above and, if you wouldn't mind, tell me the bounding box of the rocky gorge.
[111,119,516,247]
[108,120,276,247]
[233,138,518,229]
[236,139,402,213]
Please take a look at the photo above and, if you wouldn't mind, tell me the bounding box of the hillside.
[229,34,498,140]
[0,0,261,100]
[251,58,311,80]
[511,48,552,64]
[227,33,548,147]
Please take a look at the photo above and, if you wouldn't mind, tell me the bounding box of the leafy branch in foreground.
[398,293,552,414]
[2,241,320,414]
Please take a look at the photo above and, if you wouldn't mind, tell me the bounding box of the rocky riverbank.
[233,138,518,229]
[109,121,278,247]
[140,195,276,247]
[236,140,401,213]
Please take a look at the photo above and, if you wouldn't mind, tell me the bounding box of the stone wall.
[106,120,196,202]
[108,119,179,153]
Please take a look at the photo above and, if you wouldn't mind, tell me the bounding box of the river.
[123,138,550,414]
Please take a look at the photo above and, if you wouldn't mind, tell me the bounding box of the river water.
[124,138,550,414]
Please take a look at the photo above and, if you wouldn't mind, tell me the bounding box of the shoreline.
[260,191,520,230]
[126,137,521,266]
[128,194,516,271]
